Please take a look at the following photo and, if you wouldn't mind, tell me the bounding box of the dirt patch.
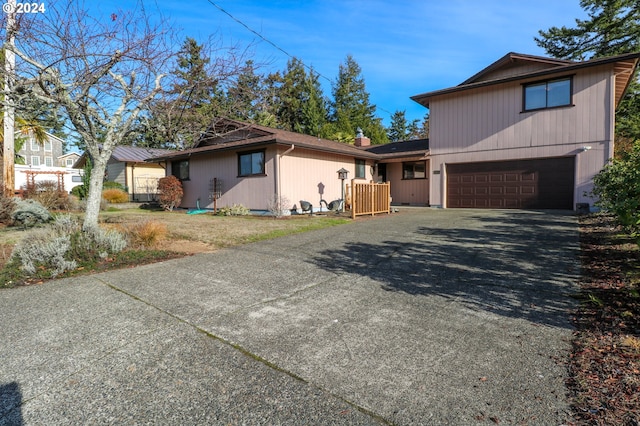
[157,239,214,254]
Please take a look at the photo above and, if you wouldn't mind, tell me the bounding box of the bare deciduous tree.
[3,1,173,230]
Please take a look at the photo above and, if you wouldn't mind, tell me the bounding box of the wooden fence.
[348,180,391,219]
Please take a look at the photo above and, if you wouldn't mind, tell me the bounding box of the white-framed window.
[31,156,40,166]
[44,140,52,152]
[66,158,74,167]
[45,156,53,167]
[30,138,40,151]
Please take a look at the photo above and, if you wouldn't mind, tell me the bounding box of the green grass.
[242,217,350,243]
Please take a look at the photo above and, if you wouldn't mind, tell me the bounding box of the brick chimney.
[354,127,370,147]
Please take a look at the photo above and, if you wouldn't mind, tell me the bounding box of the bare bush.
[267,194,291,218]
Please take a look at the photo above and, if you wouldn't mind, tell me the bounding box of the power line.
[205,0,397,119]
[205,0,332,84]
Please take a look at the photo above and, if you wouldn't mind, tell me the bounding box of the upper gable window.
[523,77,572,111]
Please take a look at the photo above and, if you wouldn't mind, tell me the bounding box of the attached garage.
[446,157,575,209]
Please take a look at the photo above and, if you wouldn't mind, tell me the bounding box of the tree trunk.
[82,152,108,231]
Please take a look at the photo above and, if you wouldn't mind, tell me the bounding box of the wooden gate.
[348,180,391,219]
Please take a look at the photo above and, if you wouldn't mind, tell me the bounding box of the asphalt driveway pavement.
[0,209,580,425]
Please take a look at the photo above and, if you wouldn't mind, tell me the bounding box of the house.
[149,119,379,212]
[13,131,83,192]
[75,146,174,201]
[16,130,65,167]
[364,138,430,206]
[58,152,81,168]
[410,51,640,210]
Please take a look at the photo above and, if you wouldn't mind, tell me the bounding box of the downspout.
[277,144,295,205]
[131,163,136,201]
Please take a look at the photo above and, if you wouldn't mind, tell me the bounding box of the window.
[31,156,40,166]
[66,158,74,167]
[355,159,366,179]
[72,175,82,182]
[238,150,265,176]
[45,156,53,167]
[44,140,52,152]
[403,161,426,179]
[30,138,40,151]
[523,77,572,111]
[171,159,189,180]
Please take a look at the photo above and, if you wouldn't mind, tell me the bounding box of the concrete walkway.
[0,209,580,425]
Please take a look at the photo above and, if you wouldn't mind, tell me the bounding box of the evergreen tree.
[535,0,640,150]
[329,55,388,144]
[272,58,328,135]
[388,110,409,142]
[226,60,275,125]
[138,37,224,149]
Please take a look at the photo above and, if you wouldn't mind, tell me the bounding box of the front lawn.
[0,207,351,288]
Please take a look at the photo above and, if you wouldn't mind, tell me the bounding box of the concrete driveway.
[0,209,580,425]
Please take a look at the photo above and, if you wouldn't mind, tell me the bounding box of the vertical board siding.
[181,147,276,210]
[428,65,615,208]
[177,145,371,212]
[279,147,374,211]
[386,162,429,205]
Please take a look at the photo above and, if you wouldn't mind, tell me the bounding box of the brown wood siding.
[446,157,575,209]
[386,162,429,205]
[430,66,611,157]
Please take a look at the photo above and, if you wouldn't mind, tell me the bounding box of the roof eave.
[412,52,640,109]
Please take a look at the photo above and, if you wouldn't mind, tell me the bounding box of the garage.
[446,157,575,209]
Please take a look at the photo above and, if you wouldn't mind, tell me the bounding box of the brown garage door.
[447,157,575,209]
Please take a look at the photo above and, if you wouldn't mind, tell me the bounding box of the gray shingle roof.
[110,146,174,162]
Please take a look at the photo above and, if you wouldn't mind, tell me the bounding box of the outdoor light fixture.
[337,168,349,180]
[337,168,349,212]
[582,146,592,152]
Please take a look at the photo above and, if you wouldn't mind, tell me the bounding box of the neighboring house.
[149,118,379,211]
[16,131,64,167]
[58,152,81,168]
[75,146,174,201]
[410,51,640,209]
[13,131,83,192]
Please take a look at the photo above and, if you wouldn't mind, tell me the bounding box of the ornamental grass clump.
[102,188,129,203]
[121,219,167,249]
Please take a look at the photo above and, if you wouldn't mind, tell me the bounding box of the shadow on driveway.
[0,382,23,425]
[307,210,579,329]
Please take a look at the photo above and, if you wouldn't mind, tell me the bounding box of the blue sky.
[104,1,588,126]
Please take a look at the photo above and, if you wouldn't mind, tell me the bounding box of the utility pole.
[2,0,16,195]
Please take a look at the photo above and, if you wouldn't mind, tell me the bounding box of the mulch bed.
[569,214,640,425]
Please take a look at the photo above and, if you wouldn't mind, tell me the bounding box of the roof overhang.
[411,52,640,109]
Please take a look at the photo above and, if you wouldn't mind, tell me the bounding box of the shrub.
[103,181,125,191]
[102,188,129,203]
[11,199,52,228]
[267,194,290,218]
[157,175,183,211]
[23,181,72,211]
[121,220,167,249]
[217,204,250,216]
[9,214,128,279]
[70,184,86,199]
[592,140,640,240]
